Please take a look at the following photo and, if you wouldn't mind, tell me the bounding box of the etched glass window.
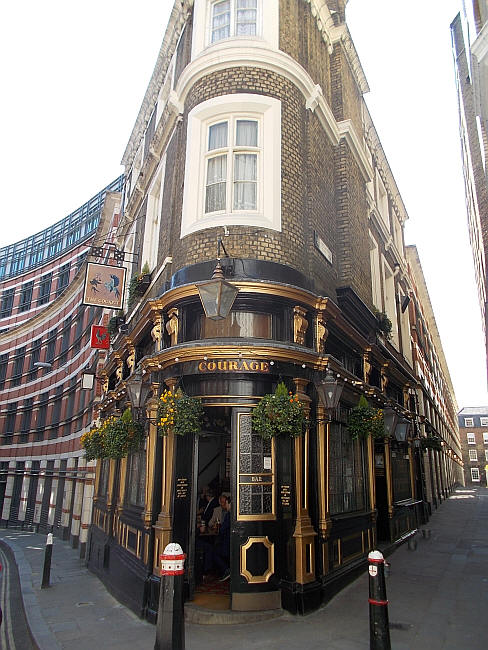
[238,412,274,519]
[127,448,146,507]
[329,407,366,514]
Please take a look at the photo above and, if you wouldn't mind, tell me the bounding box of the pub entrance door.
[172,405,281,611]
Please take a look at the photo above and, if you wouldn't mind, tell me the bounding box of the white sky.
[0,0,485,410]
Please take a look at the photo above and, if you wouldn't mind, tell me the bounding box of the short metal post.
[154,542,186,650]
[368,550,391,650]
[41,533,53,589]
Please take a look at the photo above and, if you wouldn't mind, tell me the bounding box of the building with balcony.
[86,0,460,620]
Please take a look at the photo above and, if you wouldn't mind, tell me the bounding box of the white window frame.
[141,154,166,272]
[382,257,399,350]
[191,0,278,58]
[483,432,488,445]
[210,0,258,44]
[464,417,474,427]
[485,449,488,461]
[369,234,382,309]
[467,433,476,444]
[480,417,488,426]
[469,449,478,461]
[204,117,259,214]
[181,94,281,237]
[471,467,480,481]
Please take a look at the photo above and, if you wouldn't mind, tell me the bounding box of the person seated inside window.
[203,494,231,582]
[200,489,219,527]
[207,493,230,532]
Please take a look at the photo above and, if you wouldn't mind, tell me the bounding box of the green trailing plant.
[421,435,442,452]
[252,382,307,439]
[373,308,392,341]
[81,409,144,460]
[104,408,145,458]
[347,395,385,440]
[128,262,152,309]
[158,388,204,436]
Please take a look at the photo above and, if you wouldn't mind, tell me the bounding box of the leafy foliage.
[421,435,442,451]
[347,395,385,440]
[252,382,307,439]
[373,308,393,341]
[81,408,144,460]
[158,389,204,436]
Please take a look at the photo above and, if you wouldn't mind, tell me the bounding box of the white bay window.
[181,94,281,237]
[211,0,257,43]
[205,119,258,214]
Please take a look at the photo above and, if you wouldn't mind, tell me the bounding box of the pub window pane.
[202,311,271,339]
[329,411,366,515]
[238,412,274,518]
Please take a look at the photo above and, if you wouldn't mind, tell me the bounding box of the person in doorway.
[208,493,229,532]
[201,489,219,526]
[203,494,231,581]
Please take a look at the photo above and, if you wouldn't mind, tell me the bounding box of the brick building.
[85,0,460,619]
[458,407,488,485]
[451,2,488,375]
[0,177,122,553]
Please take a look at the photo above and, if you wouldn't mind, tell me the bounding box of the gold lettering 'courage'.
[198,359,270,373]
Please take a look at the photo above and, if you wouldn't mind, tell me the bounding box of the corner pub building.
[86,0,461,619]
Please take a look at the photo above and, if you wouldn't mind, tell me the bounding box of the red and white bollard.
[154,543,186,650]
[368,550,391,650]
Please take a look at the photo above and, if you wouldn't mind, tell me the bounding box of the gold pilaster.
[408,444,415,499]
[292,377,316,584]
[143,392,159,530]
[367,435,376,512]
[384,438,394,519]
[118,457,128,513]
[153,377,178,575]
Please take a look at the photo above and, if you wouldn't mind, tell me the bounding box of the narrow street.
[0,542,35,650]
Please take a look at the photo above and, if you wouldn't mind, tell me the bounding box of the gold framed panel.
[240,536,275,583]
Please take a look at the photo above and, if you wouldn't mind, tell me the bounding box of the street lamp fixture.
[315,368,345,414]
[196,236,238,321]
[383,407,398,437]
[125,366,151,416]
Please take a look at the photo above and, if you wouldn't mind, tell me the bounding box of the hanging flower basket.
[158,389,204,436]
[421,435,442,452]
[347,395,385,440]
[104,408,145,458]
[252,382,307,439]
[81,409,144,460]
[81,424,108,461]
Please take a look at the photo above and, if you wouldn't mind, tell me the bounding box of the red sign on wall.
[90,325,110,350]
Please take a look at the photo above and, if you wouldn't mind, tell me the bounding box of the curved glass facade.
[0,176,124,280]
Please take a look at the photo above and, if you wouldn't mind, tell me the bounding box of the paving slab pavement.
[1,486,488,649]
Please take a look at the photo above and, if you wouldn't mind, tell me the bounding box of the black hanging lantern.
[196,260,239,321]
[125,366,151,412]
[315,368,345,412]
[383,407,399,437]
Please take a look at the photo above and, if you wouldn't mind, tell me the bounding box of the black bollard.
[41,533,53,589]
[368,550,391,650]
[154,543,186,650]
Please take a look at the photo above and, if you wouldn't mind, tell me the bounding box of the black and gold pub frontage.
[87,263,426,620]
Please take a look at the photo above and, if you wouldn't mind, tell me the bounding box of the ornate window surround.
[181,93,281,237]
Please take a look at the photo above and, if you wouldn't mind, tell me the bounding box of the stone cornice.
[121,0,194,169]
[175,44,372,181]
[330,24,369,94]
[362,103,408,224]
